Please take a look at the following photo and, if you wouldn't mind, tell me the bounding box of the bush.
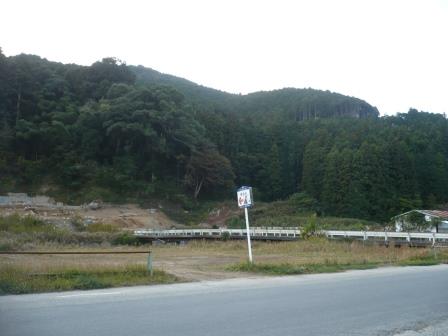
[301,215,317,239]
[112,232,139,246]
[400,212,433,232]
[221,231,231,241]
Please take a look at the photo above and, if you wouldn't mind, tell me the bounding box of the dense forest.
[1,50,447,222]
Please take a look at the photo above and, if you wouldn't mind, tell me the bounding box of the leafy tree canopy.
[1,52,447,222]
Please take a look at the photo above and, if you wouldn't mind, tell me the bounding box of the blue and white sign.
[237,186,253,208]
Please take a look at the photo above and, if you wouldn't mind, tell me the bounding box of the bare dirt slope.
[0,196,178,230]
[80,204,178,229]
[0,193,242,231]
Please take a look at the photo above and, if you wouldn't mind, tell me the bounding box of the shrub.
[112,232,139,246]
[221,231,230,241]
[301,215,318,239]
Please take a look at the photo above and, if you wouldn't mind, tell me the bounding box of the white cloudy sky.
[1,0,447,115]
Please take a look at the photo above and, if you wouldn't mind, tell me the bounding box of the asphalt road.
[1,265,448,336]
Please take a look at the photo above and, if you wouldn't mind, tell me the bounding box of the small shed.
[393,210,448,233]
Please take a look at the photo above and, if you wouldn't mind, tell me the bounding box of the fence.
[134,228,448,246]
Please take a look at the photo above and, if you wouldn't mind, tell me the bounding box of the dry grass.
[0,250,177,294]
[251,238,435,265]
[150,238,438,264]
[138,239,448,278]
[1,240,445,273]
[1,239,447,294]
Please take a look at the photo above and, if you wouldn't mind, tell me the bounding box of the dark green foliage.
[399,211,433,232]
[221,231,231,241]
[0,54,226,200]
[297,116,448,221]
[112,232,140,246]
[132,66,379,121]
[184,143,235,199]
[287,192,318,211]
[1,52,447,222]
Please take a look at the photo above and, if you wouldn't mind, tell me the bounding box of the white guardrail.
[134,228,448,245]
[134,228,300,239]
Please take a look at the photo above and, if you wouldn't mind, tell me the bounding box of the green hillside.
[131,65,236,108]
[131,66,379,122]
[0,50,447,222]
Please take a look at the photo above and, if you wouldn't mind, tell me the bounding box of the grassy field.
[3,239,446,293]
[0,249,179,295]
[1,217,448,294]
[227,238,448,275]
[149,238,448,277]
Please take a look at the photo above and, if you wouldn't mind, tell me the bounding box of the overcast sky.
[1,0,447,115]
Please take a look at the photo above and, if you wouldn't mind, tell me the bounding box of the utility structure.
[237,186,254,263]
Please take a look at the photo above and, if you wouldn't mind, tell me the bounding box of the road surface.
[1,265,447,336]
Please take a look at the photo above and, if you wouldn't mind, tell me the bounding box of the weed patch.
[228,261,379,275]
[0,213,55,234]
[86,223,119,233]
[398,251,448,266]
[0,265,178,295]
[228,246,448,276]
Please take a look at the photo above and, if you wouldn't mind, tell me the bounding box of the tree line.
[0,50,447,221]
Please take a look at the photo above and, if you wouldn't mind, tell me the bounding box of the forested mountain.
[131,65,235,109]
[131,66,379,122]
[0,51,447,222]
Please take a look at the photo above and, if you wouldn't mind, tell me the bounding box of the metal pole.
[147,253,153,276]
[244,207,253,263]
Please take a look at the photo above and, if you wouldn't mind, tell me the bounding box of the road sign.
[237,186,253,208]
[237,186,254,263]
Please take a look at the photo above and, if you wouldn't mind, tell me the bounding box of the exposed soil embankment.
[0,193,179,230]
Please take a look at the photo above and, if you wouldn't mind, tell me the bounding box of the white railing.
[319,230,448,245]
[134,228,448,245]
[134,228,301,239]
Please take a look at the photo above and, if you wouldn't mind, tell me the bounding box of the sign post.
[237,186,254,263]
